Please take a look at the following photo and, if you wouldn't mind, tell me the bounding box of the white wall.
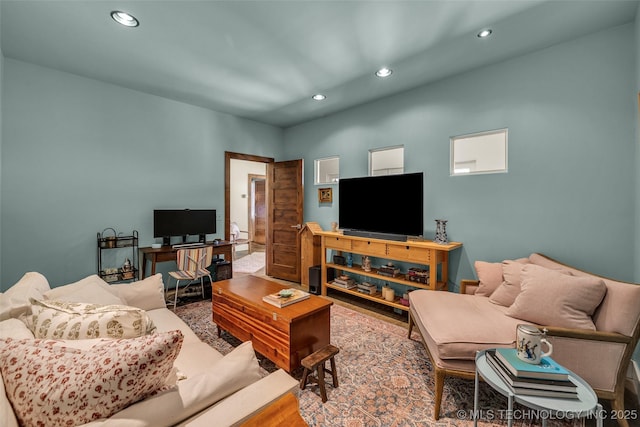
[230,158,266,251]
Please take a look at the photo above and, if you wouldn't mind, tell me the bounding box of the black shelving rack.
[97,229,139,283]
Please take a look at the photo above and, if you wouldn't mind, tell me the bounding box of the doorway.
[225,152,272,254]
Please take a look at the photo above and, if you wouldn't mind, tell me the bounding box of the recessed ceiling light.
[312,94,326,101]
[375,68,393,78]
[477,29,492,38]
[111,11,139,27]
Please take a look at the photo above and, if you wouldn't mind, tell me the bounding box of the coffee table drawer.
[213,293,290,332]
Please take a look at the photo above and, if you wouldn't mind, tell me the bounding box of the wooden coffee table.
[212,275,333,373]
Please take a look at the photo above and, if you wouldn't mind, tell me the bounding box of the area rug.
[175,301,581,427]
[232,251,265,273]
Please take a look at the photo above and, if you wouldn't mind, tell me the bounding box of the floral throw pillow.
[29,298,156,339]
[0,330,183,427]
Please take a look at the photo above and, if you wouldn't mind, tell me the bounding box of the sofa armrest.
[460,280,479,295]
[176,369,299,427]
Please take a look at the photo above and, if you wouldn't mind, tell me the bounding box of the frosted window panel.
[370,146,404,176]
[315,157,339,184]
[451,129,508,175]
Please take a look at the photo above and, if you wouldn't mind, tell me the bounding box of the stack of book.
[262,289,310,308]
[378,264,400,277]
[356,282,377,295]
[486,348,578,399]
[332,275,356,289]
[407,267,430,284]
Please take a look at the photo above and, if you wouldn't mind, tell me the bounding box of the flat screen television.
[338,172,423,241]
[153,209,217,245]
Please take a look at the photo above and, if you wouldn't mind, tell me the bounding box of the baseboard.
[625,360,640,406]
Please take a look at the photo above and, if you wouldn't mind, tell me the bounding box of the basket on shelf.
[100,228,117,248]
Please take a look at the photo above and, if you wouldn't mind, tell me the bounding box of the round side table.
[474,350,602,427]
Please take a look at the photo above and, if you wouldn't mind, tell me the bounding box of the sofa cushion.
[110,274,166,311]
[506,264,607,330]
[0,330,183,427]
[0,272,50,321]
[474,261,502,297]
[105,341,262,426]
[409,290,528,360]
[44,274,124,305]
[30,299,156,339]
[489,259,530,306]
[0,318,34,339]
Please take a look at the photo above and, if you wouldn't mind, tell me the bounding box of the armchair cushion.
[489,259,529,306]
[473,261,502,297]
[506,264,607,330]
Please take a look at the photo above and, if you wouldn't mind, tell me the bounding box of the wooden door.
[252,178,266,245]
[266,160,303,282]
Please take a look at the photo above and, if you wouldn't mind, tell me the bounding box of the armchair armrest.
[543,326,633,396]
[544,326,631,344]
[460,279,479,295]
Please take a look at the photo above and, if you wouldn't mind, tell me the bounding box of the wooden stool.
[299,344,339,403]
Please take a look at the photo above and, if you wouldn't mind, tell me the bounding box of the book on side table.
[494,348,570,380]
[487,349,578,399]
[263,289,310,308]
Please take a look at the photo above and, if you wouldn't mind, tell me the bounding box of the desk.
[139,242,233,279]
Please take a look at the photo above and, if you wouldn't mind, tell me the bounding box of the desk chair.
[167,246,213,310]
[230,221,252,260]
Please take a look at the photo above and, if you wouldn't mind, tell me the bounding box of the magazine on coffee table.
[262,288,310,308]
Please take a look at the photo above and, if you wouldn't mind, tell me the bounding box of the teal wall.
[0,3,3,284]
[285,24,637,288]
[1,59,283,289]
[636,4,640,282]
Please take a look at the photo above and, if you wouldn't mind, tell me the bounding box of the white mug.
[516,324,553,364]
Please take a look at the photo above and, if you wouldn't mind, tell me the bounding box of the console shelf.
[319,231,462,312]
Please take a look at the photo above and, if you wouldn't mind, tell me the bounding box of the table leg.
[473,368,479,427]
[596,403,603,427]
[507,394,513,427]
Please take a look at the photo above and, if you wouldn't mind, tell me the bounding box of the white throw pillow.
[108,341,262,426]
[45,274,124,305]
[110,274,166,311]
[0,318,34,340]
[0,272,50,321]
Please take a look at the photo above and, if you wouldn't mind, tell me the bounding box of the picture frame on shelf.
[318,187,332,203]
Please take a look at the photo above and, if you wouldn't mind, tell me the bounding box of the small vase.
[434,219,448,244]
[362,256,371,272]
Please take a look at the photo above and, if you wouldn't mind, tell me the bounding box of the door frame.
[224,152,274,243]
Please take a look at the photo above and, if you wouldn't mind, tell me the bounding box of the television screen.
[153,209,217,239]
[339,172,423,241]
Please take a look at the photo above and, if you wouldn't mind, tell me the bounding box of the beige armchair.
[408,253,640,427]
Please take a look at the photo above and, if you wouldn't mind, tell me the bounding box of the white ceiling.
[1,0,637,128]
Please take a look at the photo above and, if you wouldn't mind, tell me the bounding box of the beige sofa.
[408,253,640,427]
[0,272,299,427]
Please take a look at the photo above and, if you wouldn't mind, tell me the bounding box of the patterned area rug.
[232,252,265,273]
[175,301,581,427]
